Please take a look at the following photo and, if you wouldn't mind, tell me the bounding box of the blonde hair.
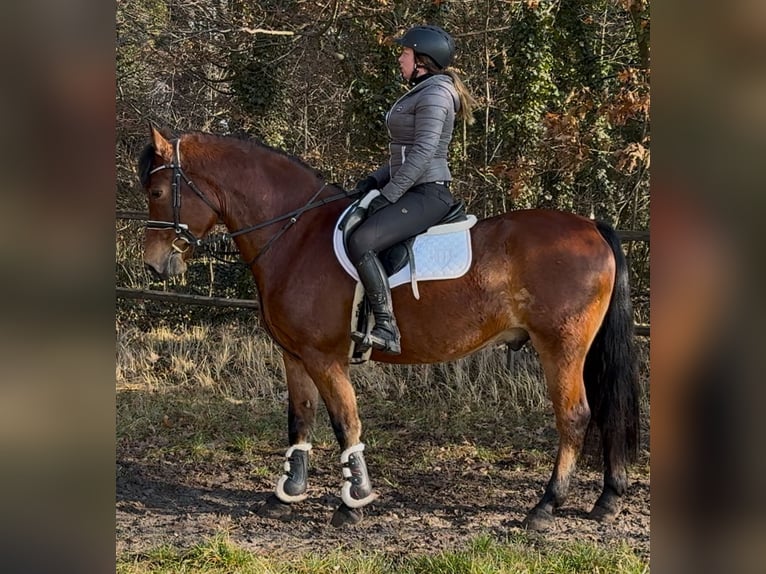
[444,68,478,125]
[416,54,477,125]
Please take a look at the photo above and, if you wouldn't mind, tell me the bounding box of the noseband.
[145,137,360,265]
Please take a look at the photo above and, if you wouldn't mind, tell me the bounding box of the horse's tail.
[583,221,640,466]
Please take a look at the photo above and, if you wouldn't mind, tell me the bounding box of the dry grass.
[116,314,556,413]
[116,309,649,451]
[117,320,284,399]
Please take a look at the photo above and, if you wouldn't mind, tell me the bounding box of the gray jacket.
[370,74,460,202]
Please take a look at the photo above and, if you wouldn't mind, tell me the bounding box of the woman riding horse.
[348,25,477,355]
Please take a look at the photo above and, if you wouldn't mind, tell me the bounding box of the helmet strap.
[409,64,426,85]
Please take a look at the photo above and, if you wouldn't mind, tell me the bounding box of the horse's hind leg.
[259,352,319,517]
[301,353,377,527]
[588,428,630,522]
[523,341,591,531]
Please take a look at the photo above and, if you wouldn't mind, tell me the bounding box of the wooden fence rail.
[116,211,649,336]
[116,287,261,309]
[115,211,650,243]
[117,210,150,221]
[116,287,649,336]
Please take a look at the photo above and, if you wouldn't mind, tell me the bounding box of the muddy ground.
[116,421,650,561]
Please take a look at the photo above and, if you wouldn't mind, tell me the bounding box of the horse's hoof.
[330,503,364,527]
[257,494,293,519]
[522,507,554,531]
[589,491,621,522]
[588,502,620,522]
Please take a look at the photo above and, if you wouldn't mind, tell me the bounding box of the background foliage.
[115,5,651,563]
[116,0,649,319]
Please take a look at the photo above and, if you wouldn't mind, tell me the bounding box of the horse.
[138,126,640,530]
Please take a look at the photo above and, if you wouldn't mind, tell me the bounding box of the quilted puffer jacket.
[370,74,460,202]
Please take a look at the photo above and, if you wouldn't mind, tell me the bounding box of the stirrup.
[351,330,401,355]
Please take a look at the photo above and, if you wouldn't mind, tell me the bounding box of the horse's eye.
[150,188,163,199]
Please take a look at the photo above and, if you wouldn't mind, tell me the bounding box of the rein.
[146,138,359,266]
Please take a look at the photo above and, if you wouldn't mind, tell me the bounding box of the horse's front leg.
[303,354,378,527]
[259,352,319,518]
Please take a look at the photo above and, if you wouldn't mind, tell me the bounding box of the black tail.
[583,221,640,467]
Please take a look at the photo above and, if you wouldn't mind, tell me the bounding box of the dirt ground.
[116,427,650,561]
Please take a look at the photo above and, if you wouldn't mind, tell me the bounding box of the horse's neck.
[229,187,339,301]
[215,150,322,232]
[212,154,329,269]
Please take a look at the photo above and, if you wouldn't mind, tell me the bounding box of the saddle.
[336,191,476,363]
[340,198,469,276]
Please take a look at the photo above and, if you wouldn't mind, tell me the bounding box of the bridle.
[145,137,359,265]
[146,138,221,253]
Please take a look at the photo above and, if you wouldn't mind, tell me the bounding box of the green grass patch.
[117,533,648,574]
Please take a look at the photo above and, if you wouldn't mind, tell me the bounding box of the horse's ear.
[149,124,174,161]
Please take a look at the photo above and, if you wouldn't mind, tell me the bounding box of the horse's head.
[139,126,220,279]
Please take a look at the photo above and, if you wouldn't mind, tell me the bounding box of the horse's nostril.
[166,252,186,276]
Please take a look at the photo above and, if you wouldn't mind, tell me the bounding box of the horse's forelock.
[138,143,156,188]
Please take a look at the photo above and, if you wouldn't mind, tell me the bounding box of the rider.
[348,24,477,355]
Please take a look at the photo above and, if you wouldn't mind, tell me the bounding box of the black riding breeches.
[346,182,454,264]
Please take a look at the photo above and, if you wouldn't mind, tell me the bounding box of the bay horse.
[138,126,639,530]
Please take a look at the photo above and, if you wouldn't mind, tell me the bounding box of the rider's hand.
[354,176,377,195]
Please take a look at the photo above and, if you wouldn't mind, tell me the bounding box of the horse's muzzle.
[143,249,187,280]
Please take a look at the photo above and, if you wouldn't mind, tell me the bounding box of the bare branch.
[240,27,295,36]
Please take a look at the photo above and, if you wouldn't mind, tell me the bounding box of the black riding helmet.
[394,25,455,70]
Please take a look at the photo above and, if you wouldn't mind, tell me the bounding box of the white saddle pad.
[333,204,477,299]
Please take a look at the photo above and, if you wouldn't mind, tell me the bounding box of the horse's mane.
[227,132,324,179]
[137,131,325,188]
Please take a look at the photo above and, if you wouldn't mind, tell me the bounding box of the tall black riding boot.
[351,250,401,354]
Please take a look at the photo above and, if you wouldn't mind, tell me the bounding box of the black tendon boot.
[351,251,401,354]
